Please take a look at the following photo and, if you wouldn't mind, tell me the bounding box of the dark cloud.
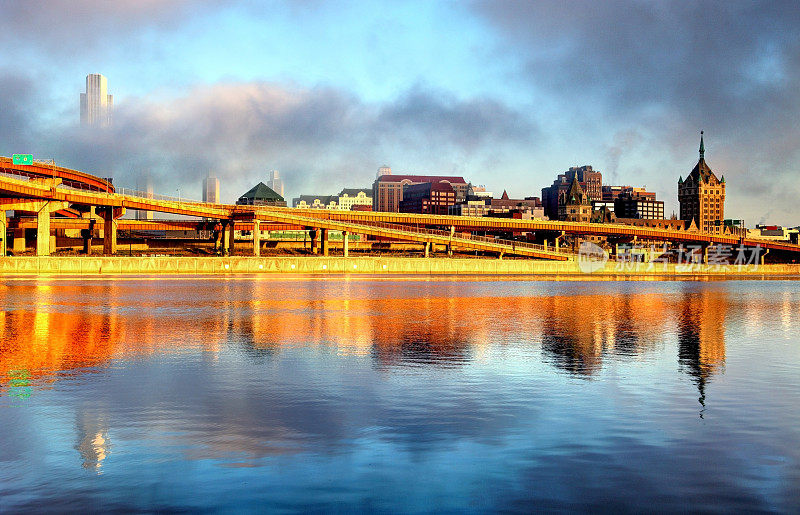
[1,78,536,200]
[378,86,534,150]
[473,0,800,222]
[474,1,800,120]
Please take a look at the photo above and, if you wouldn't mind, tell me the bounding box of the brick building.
[372,174,468,212]
[398,182,456,215]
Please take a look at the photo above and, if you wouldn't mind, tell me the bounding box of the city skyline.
[1,1,798,224]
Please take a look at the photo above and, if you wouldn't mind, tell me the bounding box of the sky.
[1,0,798,224]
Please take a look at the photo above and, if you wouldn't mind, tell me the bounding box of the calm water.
[1,277,799,512]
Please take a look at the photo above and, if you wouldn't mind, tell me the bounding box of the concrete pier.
[12,229,25,254]
[102,209,117,255]
[227,221,235,255]
[37,205,51,256]
[253,221,261,257]
[0,210,6,257]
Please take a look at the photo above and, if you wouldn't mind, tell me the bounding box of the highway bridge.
[1,157,798,262]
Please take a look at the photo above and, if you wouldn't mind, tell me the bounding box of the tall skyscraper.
[135,179,154,220]
[267,170,284,198]
[80,74,113,127]
[203,177,220,203]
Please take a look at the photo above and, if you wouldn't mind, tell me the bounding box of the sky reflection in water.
[1,278,799,512]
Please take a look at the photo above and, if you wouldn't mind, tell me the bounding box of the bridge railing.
[115,188,204,204]
[340,219,573,255]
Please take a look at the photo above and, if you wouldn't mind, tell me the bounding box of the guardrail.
[347,219,575,255]
[115,188,203,204]
[98,191,571,257]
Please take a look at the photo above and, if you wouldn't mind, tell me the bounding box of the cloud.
[1,77,537,200]
[0,1,228,54]
[0,71,46,151]
[474,1,800,119]
[472,0,800,222]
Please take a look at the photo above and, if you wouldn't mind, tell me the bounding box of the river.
[1,277,799,512]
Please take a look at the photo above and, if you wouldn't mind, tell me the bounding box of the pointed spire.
[699,130,705,159]
[501,190,509,200]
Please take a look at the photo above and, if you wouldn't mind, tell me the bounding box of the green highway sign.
[12,154,33,165]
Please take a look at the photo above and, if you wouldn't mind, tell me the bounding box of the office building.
[336,188,372,210]
[135,181,154,220]
[80,74,113,128]
[373,174,469,212]
[399,182,457,215]
[542,165,602,220]
[293,188,372,210]
[267,170,284,198]
[602,185,656,201]
[678,132,726,233]
[294,195,339,209]
[614,194,665,219]
[203,177,220,203]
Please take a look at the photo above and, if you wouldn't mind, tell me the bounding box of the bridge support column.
[761,248,770,266]
[81,229,93,255]
[342,231,349,257]
[309,229,319,254]
[0,210,6,257]
[102,209,117,255]
[213,226,223,254]
[13,229,25,254]
[227,222,236,255]
[424,242,430,258]
[544,240,548,252]
[447,244,453,257]
[37,205,51,256]
[252,221,261,257]
[321,229,329,256]
[555,231,565,252]
[499,251,504,260]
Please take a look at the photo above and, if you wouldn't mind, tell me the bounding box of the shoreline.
[1,256,798,278]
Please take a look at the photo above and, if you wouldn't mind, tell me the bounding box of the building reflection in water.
[0,278,740,467]
[540,292,668,376]
[0,279,732,385]
[74,406,111,471]
[677,285,727,416]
